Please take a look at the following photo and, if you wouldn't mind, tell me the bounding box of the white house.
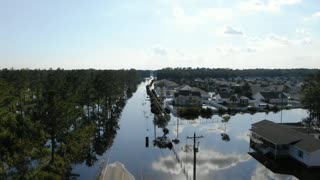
[250,120,320,167]
[176,84,210,100]
[173,90,202,107]
[253,92,288,104]
[215,93,238,104]
[154,79,179,98]
[239,96,249,106]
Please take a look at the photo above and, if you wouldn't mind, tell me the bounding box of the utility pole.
[280,92,283,124]
[187,132,204,180]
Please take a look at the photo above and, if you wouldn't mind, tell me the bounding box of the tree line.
[155,67,318,80]
[0,69,147,179]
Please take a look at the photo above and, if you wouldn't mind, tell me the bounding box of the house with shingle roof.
[173,90,202,107]
[154,79,179,98]
[250,120,320,167]
[253,91,288,104]
[215,92,238,104]
[176,84,210,100]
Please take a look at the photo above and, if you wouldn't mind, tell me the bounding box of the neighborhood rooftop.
[259,92,288,99]
[174,90,201,98]
[153,79,178,87]
[252,120,320,153]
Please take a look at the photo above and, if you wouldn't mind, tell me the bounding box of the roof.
[251,120,320,153]
[251,120,301,145]
[218,92,234,99]
[174,90,201,98]
[154,79,178,88]
[176,84,192,91]
[191,87,209,97]
[176,85,209,97]
[259,92,288,99]
[240,96,249,100]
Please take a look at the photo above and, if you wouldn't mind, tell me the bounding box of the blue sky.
[1,0,319,69]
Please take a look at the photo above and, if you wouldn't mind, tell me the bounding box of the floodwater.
[73,80,307,180]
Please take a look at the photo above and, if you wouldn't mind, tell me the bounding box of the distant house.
[239,96,249,106]
[154,79,179,98]
[250,120,320,167]
[191,87,210,100]
[253,92,288,104]
[173,90,202,107]
[176,84,210,100]
[215,93,238,104]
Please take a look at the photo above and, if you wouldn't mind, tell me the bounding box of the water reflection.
[249,152,320,180]
[251,163,298,180]
[152,149,251,177]
[72,81,309,180]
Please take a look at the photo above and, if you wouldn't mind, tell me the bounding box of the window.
[298,150,303,158]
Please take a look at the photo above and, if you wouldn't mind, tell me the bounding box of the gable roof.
[177,84,192,91]
[191,87,209,97]
[218,92,234,99]
[251,120,301,145]
[259,92,288,99]
[176,85,209,97]
[174,90,201,98]
[251,120,320,153]
[154,79,178,88]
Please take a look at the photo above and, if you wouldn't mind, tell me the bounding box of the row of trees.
[0,69,147,178]
[156,68,318,80]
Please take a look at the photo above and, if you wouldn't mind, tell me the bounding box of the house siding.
[175,95,201,107]
[289,146,310,166]
[308,149,320,167]
[253,93,264,101]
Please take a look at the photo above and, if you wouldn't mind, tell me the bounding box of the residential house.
[191,87,210,100]
[215,93,238,104]
[250,120,320,167]
[154,79,179,98]
[239,96,249,106]
[253,92,289,104]
[173,90,202,107]
[176,84,210,100]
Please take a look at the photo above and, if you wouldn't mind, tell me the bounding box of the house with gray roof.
[154,79,179,98]
[173,90,202,107]
[215,92,238,104]
[176,84,210,100]
[253,91,289,104]
[250,120,320,167]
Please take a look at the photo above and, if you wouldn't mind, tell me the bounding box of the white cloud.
[303,11,320,22]
[246,33,313,50]
[153,46,168,56]
[240,0,302,13]
[251,164,298,180]
[224,26,243,35]
[172,6,203,25]
[312,12,320,18]
[152,149,251,177]
[199,8,233,22]
[235,132,250,143]
[171,6,233,25]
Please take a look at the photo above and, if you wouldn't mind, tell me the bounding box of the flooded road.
[73,80,306,180]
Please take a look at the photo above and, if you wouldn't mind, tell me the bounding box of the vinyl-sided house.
[176,84,210,100]
[239,96,249,106]
[173,90,202,107]
[250,120,320,167]
[215,93,238,104]
[253,92,288,104]
[154,79,179,98]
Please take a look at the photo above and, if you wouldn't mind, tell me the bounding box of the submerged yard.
[73,80,307,180]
